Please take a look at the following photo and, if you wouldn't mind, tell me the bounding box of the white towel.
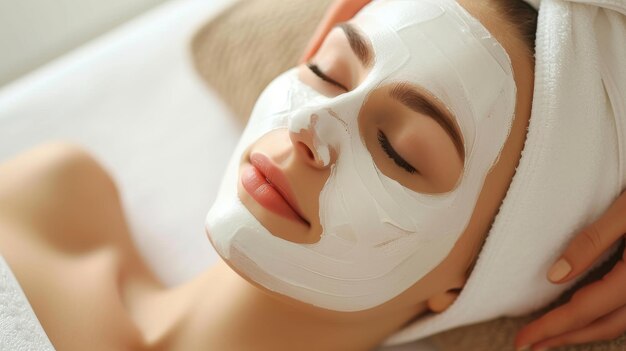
[0,255,54,350]
[383,0,626,345]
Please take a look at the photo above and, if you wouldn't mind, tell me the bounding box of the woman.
[0,0,622,351]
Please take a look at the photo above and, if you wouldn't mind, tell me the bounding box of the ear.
[426,288,463,313]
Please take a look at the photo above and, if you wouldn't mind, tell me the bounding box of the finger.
[517,259,626,347]
[548,191,626,283]
[299,0,371,63]
[531,303,626,350]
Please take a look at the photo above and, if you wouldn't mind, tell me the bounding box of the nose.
[289,114,333,169]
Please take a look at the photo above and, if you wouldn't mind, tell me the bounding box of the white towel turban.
[383,0,626,346]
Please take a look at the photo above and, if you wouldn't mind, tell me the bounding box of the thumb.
[547,191,626,283]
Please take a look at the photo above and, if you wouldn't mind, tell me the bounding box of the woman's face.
[242,21,470,243]
[206,0,534,315]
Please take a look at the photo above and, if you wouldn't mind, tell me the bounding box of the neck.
[137,259,423,351]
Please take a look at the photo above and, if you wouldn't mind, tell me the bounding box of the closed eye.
[377,130,417,174]
[306,63,349,92]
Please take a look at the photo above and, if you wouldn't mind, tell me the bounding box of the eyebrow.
[337,23,374,68]
[389,83,465,160]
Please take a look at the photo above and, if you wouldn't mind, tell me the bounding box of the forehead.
[354,0,448,30]
[349,0,513,132]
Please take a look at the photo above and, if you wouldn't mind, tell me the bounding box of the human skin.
[0,1,534,350]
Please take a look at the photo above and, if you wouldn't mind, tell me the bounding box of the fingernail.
[548,258,571,282]
[516,345,530,351]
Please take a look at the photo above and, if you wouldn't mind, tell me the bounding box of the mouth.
[241,153,310,227]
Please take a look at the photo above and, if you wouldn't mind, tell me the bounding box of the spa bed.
[0,0,436,349]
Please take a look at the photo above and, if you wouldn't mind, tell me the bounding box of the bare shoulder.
[0,142,163,350]
[0,141,128,253]
[0,141,119,202]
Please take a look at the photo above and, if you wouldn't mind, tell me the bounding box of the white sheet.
[0,0,240,286]
[0,1,437,349]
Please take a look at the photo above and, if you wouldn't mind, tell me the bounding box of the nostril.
[298,142,315,161]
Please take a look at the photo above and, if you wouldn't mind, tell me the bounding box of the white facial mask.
[206,0,516,311]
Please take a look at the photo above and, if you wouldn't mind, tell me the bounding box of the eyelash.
[377,131,417,174]
[306,63,349,91]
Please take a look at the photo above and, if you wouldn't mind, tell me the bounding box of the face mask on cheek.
[206,0,516,312]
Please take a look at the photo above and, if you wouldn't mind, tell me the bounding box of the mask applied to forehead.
[206,0,516,312]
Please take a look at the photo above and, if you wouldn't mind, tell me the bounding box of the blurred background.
[0,0,169,87]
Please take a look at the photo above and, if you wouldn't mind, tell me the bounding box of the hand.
[515,191,626,350]
[299,0,372,63]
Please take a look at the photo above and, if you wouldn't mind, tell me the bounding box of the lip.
[241,153,309,226]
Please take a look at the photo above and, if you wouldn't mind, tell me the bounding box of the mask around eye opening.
[357,82,467,195]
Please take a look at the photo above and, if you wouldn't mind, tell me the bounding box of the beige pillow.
[192,0,333,126]
[190,1,626,349]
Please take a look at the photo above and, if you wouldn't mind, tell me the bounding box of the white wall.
[0,0,170,87]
